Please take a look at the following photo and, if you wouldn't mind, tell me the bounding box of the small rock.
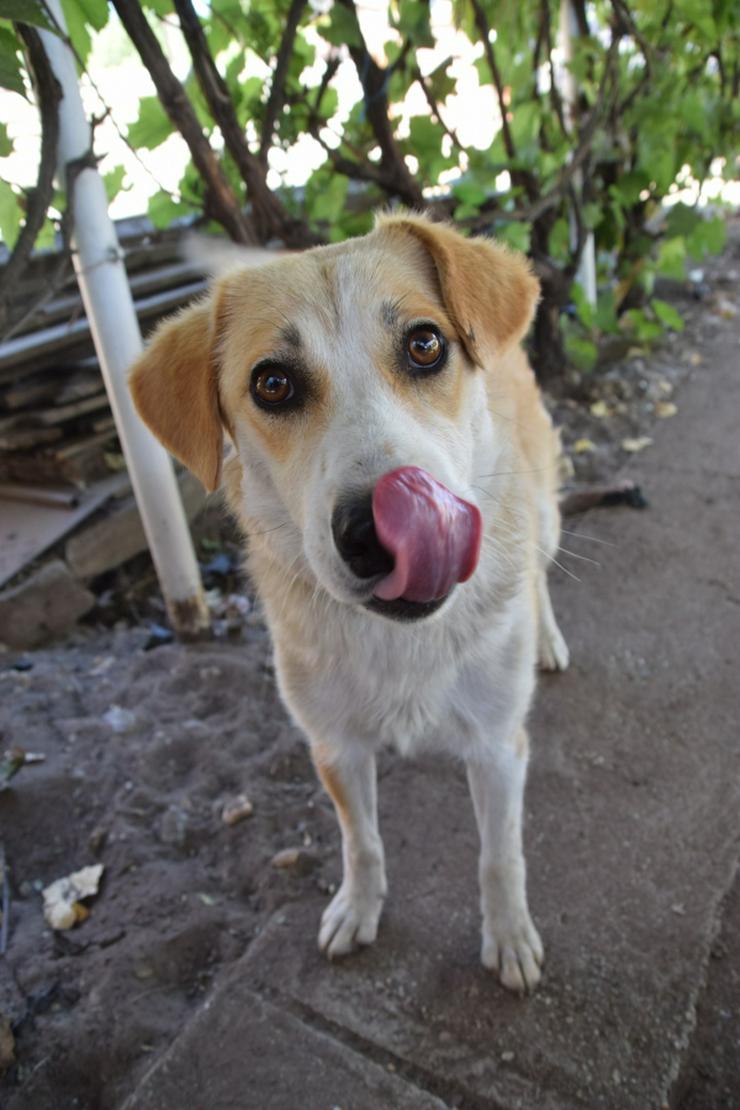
[89,826,107,855]
[621,436,653,453]
[501,1050,515,1063]
[270,848,319,876]
[159,804,190,849]
[102,705,137,734]
[221,794,254,826]
[0,561,95,650]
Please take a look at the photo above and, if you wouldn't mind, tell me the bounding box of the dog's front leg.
[311,744,387,959]
[466,729,543,992]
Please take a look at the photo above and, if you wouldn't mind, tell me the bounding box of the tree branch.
[541,0,568,137]
[414,63,466,153]
[259,0,306,162]
[338,0,423,208]
[111,0,254,244]
[0,25,62,321]
[173,0,315,246]
[469,0,539,202]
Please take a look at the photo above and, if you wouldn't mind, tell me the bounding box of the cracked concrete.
[119,321,740,1107]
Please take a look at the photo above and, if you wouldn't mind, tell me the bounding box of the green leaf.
[407,115,453,179]
[0,26,24,96]
[564,332,598,371]
[103,164,128,202]
[321,5,362,48]
[686,216,726,259]
[548,217,570,262]
[623,308,663,342]
[311,173,348,227]
[147,190,186,230]
[128,96,173,150]
[651,298,684,331]
[0,178,22,247]
[0,120,13,156]
[427,59,455,104]
[494,221,531,254]
[452,180,488,208]
[393,0,434,47]
[76,0,109,32]
[571,281,595,329]
[656,236,687,280]
[60,0,92,63]
[0,0,54,30]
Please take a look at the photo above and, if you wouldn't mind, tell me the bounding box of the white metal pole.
[38,1,209,637]
[558,0,597,307]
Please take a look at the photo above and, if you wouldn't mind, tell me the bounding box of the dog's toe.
[318,886,384,959]
[538,623,570,672]
[482,915,544,993]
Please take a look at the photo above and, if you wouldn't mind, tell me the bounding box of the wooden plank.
[0,279,207,376]
[9,261,204,339]
[0,482,80,508]
[0,426,62,450]
[0,472,130,588]
[65,470,205,579]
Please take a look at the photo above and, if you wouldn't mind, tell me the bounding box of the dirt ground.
[0,222,738,1109]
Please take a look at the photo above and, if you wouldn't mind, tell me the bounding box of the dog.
[129,212,569,993]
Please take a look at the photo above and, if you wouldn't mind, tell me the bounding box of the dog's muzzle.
[331,467,482,618]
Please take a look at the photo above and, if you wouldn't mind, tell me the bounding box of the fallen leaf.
[589,400,610,418]
[573,438,596,454]
[657,379,673,396]
[622,436,653,453]
[655,401,677,418]
[42,864,104,930]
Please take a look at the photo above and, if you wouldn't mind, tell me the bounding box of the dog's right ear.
[129,298,224,492]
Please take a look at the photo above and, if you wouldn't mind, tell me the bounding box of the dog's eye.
[406,326,446,371]
[251,366,294,408]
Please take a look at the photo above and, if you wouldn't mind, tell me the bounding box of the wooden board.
[0,472,130,588]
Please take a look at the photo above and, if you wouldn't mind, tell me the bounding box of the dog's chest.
[274,595,530,756]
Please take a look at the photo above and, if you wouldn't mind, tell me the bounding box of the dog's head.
[130,213,539,622]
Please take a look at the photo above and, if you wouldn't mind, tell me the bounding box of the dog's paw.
[481,913,544,993]
[537,622,570,672]
[318,884,384,959]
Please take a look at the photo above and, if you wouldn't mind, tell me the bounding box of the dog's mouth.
[364,594,449,622]
[370,467,482,606]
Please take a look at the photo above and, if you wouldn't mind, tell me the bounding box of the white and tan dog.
[130,213,568,993]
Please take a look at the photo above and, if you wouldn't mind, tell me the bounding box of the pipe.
[558,0,597,307]
[38,1,209,638]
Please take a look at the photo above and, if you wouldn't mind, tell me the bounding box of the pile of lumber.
[0,219,205,488]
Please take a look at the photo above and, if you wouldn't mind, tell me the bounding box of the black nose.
[331,494,394,580]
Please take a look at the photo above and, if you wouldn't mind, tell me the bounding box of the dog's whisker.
[556,546,600,567]
[559,527,616,548]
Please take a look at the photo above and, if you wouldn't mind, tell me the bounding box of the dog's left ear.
[129,297,225,492]
[377,213,540,365]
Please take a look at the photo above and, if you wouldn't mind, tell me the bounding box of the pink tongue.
[372,467,482,604]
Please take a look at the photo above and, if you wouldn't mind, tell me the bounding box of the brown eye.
[252,367,294,407]
[406,326,446,371]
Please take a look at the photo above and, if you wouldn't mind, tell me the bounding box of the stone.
[0,560,95,649]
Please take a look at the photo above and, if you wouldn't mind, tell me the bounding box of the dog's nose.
[331,495,394,580]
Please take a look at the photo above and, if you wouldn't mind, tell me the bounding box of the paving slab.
[123,983,450,1110]
[127,326,739,1109]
